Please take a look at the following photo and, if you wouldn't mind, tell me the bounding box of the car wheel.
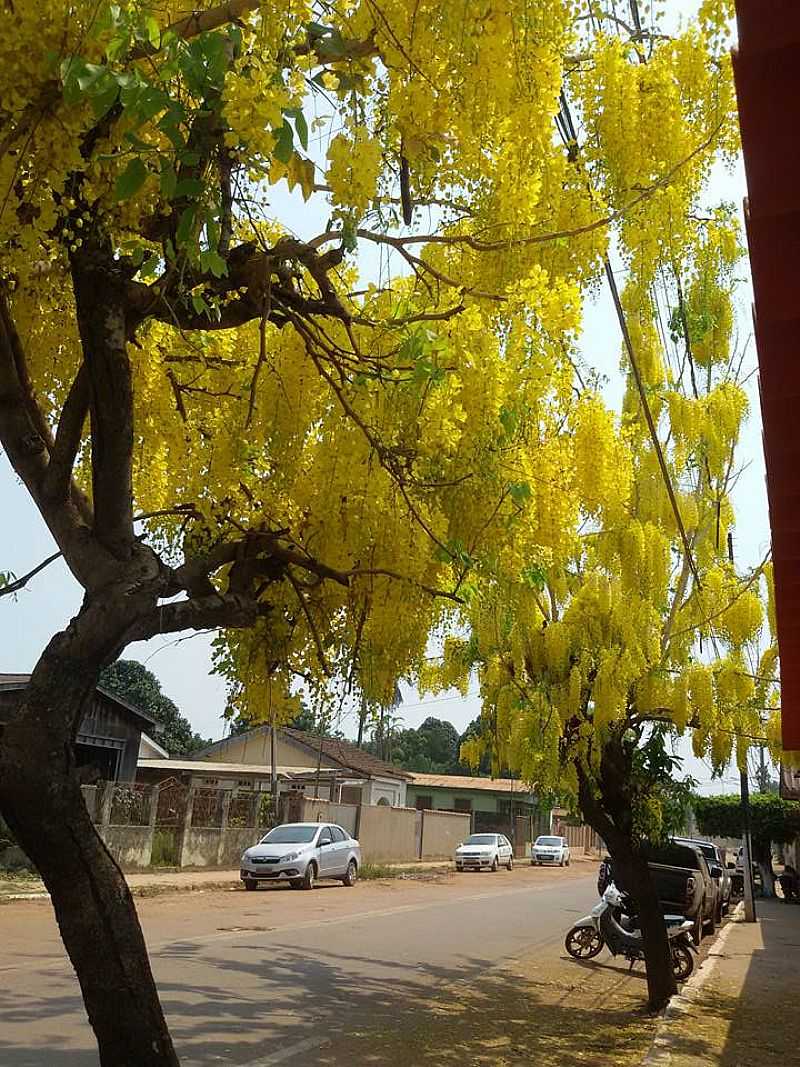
[507,855,514,871]
[560,855,565,867]
[715,898,723,925]
[566,856,570,867]
[302,862,317,890]
[692,906,703,946]
[244,880,258,892]
[491,855,499,872]
[342,860,358,887]
[704,905,716,935]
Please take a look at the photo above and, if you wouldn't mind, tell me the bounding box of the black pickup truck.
[599,842,718,945]
[646,841,718,945]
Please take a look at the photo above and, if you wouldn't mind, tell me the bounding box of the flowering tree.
[442,86,774,1026]
[0,0,743,1060]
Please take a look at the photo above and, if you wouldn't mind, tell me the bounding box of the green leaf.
[173,177,205,200]
[159,161,177,199]
[60,56,86,106]
[508,481,532,506]
[76,63,106,92]
[114,157,148,201]
[176,204,197,246]
[272,121,294,164]
[521,564,546,590]
[284,108,308,151]
[191,292,209,316]
[139,252,162,278]
[499,405,518,438]
[199,249,228,278]
[144,15,161,49]
[89,75,120,119]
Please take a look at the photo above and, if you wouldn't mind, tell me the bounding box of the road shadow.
[0,934,658,1067]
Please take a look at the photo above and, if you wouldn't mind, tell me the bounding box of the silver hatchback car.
[241,822,361,891]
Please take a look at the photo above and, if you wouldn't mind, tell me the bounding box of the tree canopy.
[98,659,209,754]
[0,0,782,1053]
[694,793,800,848]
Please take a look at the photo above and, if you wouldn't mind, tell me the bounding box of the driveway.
[0,864,658,1066]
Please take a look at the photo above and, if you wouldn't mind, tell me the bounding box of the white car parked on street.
[455,833,514,872]
[240,822,361,891]
[532,835,571,866]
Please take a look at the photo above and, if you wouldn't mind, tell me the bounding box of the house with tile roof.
[155,725,412,806]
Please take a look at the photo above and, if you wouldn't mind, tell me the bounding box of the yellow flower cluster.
[325,134,383,216]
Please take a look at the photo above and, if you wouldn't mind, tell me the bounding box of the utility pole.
[728,532,757,921]
[740,767,757,922]
[269,712,277,816]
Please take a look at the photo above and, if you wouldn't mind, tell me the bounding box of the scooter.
[565,884,696,981]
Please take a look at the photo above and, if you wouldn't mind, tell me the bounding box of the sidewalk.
[646,898,800,1066]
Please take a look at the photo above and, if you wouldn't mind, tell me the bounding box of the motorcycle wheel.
[671,944,694,982]
[565,926,604,960]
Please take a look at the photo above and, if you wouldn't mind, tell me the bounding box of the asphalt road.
[0,865,597,1066]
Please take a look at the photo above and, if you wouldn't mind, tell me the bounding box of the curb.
[642,901,745,1066]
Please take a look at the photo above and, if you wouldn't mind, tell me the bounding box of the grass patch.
[0,867,41,883]
[359,862,451,881]
[359,863,399,880]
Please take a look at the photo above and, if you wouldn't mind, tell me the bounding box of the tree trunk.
[576,752,677,1012]
[0,636,180,1066]
[610,840,678,1011]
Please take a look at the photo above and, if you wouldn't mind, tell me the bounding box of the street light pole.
[728,532,757,922]
[740,768,757,922]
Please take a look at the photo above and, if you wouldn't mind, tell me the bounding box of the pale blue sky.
[0,3,765,792]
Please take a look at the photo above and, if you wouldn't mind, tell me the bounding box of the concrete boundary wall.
[358,804,417,862]
[418,808,471,860]
[78,781,454,870]
[294,797,359,836]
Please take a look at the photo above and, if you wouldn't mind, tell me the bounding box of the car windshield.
[261,825,319,844]
[647,843,701,869]
[674,839,718,863]
[464,835,496,845]
[536,837,562,846]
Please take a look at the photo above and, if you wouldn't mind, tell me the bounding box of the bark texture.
[576,739,678,1012]
[0,605,180,1066]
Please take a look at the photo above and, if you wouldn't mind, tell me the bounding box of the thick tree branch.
[69,238,135,557]
[131,591,271,640]
[0,290,102,584]
[41,364,91,513]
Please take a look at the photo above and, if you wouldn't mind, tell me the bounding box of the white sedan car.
[240,822,361,890]
[455,833,514,872]
[532,835,571,866]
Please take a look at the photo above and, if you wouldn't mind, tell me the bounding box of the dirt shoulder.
[0,853,597,902]
[317,936,659,1067]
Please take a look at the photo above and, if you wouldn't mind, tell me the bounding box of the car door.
[499,835,512,862]
[316,825,334,876]
[330,825,349,876]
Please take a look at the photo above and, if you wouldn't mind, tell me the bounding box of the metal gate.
[152,779,188,867]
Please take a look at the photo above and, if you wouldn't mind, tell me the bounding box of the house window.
[415,795,433,810]
[454,797,472,813]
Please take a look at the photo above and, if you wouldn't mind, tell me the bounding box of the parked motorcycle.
[565,884,696,981]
